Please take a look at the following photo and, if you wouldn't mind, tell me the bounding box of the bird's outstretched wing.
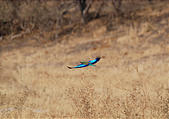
[67,63,89,69]
[80,61,89,65]
[88,57,101,64]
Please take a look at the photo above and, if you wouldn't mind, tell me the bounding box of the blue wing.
[74,64,89,68]
[67,57,101,69]
[88,57,101,64]
[67,63,89,69]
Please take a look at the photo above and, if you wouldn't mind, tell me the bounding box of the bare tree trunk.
[112,0,123,17]
[77,0,93,23]
[94,1,104,18]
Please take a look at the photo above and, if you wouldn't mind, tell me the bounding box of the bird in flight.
[67,57,101,69]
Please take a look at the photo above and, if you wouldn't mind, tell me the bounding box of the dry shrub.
[0,89,30,118]
[0,1,14,22]
[0,0,155,37]
[66,78,169,119]
[66,80,98,118]
[150,86,169,118]
[0,0,15,36]
[18,1,60,31]
[0,0,78,36]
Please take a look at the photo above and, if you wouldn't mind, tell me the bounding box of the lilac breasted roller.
[67,57,101,69]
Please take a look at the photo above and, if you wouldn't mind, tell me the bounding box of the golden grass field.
[0,1,169,119]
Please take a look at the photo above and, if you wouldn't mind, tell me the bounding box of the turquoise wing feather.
[88,57,101,64]
[74,64,89,68]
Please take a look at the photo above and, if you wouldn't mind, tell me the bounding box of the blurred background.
[0,0,169,118]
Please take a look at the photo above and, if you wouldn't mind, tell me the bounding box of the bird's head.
[96,56,105,59]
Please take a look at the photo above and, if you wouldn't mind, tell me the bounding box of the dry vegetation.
[0,0,169,118]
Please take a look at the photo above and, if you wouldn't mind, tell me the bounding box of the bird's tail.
[67,66,73,69]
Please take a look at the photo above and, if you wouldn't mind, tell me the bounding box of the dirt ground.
[0,1,169,118]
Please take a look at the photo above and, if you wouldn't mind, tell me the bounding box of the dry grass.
[0,1,169,119]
